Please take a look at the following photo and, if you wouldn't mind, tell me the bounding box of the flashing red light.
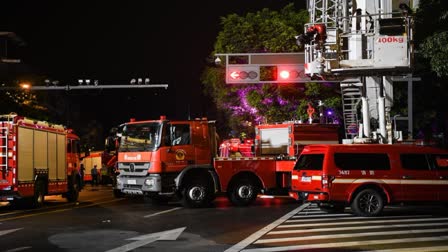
[279,70,290,79]
[160,115,166,120]
[279,70,300,80]
[130,118,136,122]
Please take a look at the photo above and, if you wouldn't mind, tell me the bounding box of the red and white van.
[290,144,448,216]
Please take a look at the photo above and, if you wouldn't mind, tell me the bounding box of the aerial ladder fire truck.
[216,0,418,144]
[0,113,81,208]
[297,0,417,143]
[113,116,339,207]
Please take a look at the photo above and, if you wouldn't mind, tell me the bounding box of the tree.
[411,0,448,145]
[201,4,341,137]
[417,0,448,77]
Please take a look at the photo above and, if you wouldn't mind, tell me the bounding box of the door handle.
[402,175,413,179]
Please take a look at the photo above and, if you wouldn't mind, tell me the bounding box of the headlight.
[144,178,155,187]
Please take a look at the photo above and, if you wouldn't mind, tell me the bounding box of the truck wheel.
[31,180,45,208]
[181,179,213,208]
[228,178,258,207]
[351,188,384,217]
[66,178,80,202]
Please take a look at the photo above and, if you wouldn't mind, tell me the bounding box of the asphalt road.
[1,186,448,252]
[0,185,299,252]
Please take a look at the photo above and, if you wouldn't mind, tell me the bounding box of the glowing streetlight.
[20,82,31,90]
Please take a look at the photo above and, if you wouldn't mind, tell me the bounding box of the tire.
[351,188,384,217]
[66,177,80,202]
[31,180,45,208]
[180,178,213,208]
[228,178,259,207]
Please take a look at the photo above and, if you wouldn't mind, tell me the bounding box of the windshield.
[294,154,324,171]
[119,122,161,152]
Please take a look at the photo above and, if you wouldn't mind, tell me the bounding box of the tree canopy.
[201,4,341,138]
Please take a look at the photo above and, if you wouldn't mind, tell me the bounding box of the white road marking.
[290,213,352,218]
[256,227,448,244]
[4,247,32,252]
[143,207,182,218]
[286,215,432,223]
[296,210,327,214]
[269,221,448,234]
[0,228,22,236]
[106,227,185,252]
[278,217,448,228]
[241,236,448,252]
[298,208,322,211]
[224,203,310,252]
[370,246,448,252]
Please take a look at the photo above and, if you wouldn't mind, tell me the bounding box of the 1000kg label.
[377,36,404,43]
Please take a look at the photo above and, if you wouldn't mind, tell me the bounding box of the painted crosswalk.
[236,203,448,252]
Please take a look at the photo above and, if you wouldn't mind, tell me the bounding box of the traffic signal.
[226,66,260,84]
[276,65,306,82]
[226,64,307,84]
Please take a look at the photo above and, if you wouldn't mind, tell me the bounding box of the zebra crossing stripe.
[269,221,448,235]
[299,208,322,211]
[224,203,310,252]
[291,213,352,218]
[296,210,327,214]
[278,217,448,228]
[256,227,448,244]
[241,236,448,252]
[369,245,448,252]
[286,215,433,223]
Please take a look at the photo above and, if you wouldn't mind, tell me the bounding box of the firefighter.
[91,165,99,186]
[100,164,109,185]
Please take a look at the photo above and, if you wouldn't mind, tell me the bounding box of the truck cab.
[114,116,218,204]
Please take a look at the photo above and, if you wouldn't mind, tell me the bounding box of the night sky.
[1,1,305,145]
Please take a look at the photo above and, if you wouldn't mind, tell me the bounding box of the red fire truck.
[114,116,339,207]
[0,113,81,208]
[81,150,116,185]
[290,144,448,216]
[81,151,102,183]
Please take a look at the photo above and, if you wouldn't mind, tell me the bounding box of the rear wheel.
[181,178,213,208]
[351,189,384,217]
[228,178,258,207]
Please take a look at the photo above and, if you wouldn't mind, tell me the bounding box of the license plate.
[127,179,136,185]
[301,176,312,182]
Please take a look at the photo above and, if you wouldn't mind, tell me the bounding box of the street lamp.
[20,82,31,90]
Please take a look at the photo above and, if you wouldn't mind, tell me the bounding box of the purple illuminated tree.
[201,4,341,137]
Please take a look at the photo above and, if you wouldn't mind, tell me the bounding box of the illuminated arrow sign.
[226,65,260,84]
[106,227,186,252]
